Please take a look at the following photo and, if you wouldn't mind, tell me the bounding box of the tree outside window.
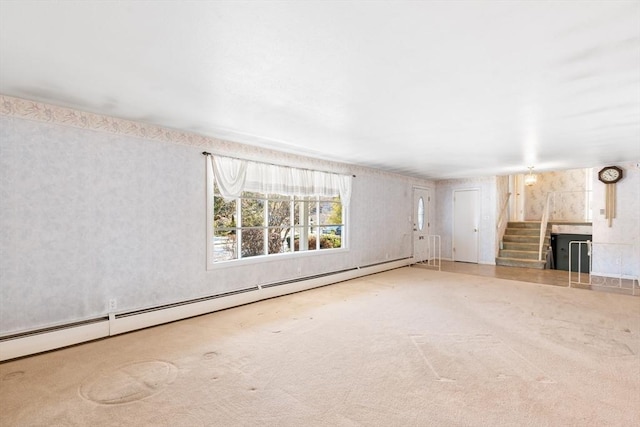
[213,183,344,262]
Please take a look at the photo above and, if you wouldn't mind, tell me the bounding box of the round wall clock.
[598,165,623,227]
[598,166,623,184]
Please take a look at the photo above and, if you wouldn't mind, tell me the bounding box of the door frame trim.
[452,187,480,263]
[412,186,432,261]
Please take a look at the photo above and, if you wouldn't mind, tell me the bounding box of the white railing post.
[538,192,552,261]
[428,234,441,271]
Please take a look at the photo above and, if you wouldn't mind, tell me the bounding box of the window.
[207,155,349,265]
[417,196,425,230]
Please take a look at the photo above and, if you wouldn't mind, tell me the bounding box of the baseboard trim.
[0,321,109,362]
[588,272,639,282]
[0,258,411,361]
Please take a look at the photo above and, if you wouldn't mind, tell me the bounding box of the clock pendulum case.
[597,166,623,227]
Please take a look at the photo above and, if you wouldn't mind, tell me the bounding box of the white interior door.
[413,187,430,262]
[453,189,479,263]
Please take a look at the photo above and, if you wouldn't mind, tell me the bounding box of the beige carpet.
[1,267,639,426]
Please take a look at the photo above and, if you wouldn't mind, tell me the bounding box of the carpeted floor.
[1,267,639,426]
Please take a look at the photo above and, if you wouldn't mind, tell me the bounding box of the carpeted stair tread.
[495,257,546,269]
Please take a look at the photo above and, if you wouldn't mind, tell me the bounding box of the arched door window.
[417,197,425,230]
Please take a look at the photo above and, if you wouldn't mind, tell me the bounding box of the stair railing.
[496,192,511,231]
[496,192,511,255]
[538,192,552,261]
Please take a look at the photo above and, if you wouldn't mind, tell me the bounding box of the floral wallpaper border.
[0,94,218,148]
[0,95,430,184]
[0,94,346,174]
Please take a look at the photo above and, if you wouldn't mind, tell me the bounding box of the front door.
[413,187,430,262]
[453,189,479,263]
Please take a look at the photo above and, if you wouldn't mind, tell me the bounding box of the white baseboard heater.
[0,258,411,361]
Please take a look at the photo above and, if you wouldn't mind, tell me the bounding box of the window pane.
[310,235,317,251]
[214,197,236,230]
[309,201,318,222]
[293,200,306,225]
[241,228,264,258]
[320,200,342,226]
[268,199,291,254]
[319,197,342,248]
[214,230,237,261]
[241,197,264,227]
[268,227,291,254]
[268,199,291,227]
[319,233,341,250]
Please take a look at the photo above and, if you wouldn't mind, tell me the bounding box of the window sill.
[207,247,350,271]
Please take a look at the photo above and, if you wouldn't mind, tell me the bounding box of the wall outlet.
[108,298,117,311]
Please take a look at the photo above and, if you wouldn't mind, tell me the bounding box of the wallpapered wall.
[591,162,640,279]
[435,176,497,264]
[524,168,589,221]
[0,96,434,335]
[523,164,639,279]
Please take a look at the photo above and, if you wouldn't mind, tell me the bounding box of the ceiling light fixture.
[524,166,537,186]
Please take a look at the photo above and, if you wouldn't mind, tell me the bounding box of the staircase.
[496,222,551,269]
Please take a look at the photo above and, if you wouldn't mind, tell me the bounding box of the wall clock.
[598,166,623,227]
[598,165,623,184]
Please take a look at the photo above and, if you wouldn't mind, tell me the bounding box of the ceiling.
[1,1,639,180]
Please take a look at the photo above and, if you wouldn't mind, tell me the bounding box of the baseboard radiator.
[0,258,411,361]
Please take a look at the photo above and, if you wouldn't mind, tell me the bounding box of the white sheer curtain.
[210,156,248,199]
[210,155,352,205]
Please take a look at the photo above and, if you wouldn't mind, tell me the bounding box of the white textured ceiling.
[1,1,639,180]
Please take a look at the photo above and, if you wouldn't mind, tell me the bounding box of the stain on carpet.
[79,360,178,405]
[411,334,555,383]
